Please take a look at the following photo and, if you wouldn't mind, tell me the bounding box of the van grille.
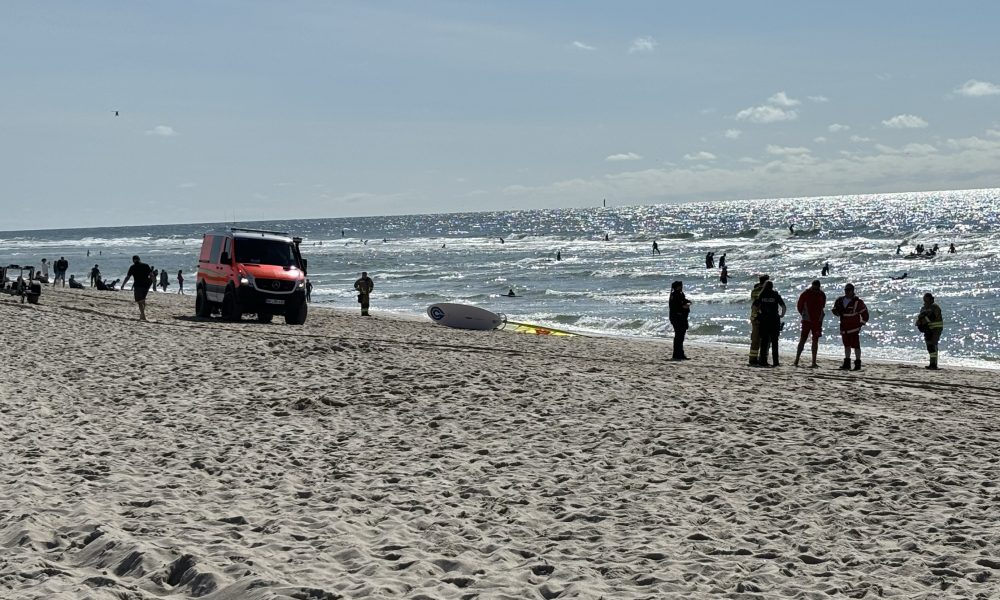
[254,278,296,292]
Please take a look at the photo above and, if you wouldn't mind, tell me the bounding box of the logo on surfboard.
[429,306,445,320]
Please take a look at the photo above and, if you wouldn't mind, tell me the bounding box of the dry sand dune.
[2,287,1000,599]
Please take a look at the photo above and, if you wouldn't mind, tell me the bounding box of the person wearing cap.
[748,274,769,365]
[915,293,944,370]
[831,283,869,371]
[794,280,827,368]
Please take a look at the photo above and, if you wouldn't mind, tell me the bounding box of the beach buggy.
[195,228,309,325]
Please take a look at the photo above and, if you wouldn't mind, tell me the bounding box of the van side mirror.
[219,252,230,264]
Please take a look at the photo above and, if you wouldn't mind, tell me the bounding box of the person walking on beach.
[354,271,374,316]
[915,293,944,370]
[751,280,786,367]
[177,270,184,294]
[668,280,691,360]
[159,269,169,292]
[121,255,154,321]
[831,283,869,371]
[652,241,660,255]
[89,264,101,288]
[794,280,826,368]
[52,257,68,287]
[748,274,768,365]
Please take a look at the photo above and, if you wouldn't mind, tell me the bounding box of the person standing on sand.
[915,293,944,370]
[748,274,768,365]
[751,280,786,367]
[354,271,374,316]
[794,280,826,368]
[40,258,49,282]
[159,269,169,292]
[89,264,101,288]
[53,257,68,287]
[122,255,154,321]
[831,283,869,371]
[177,270,185,294]
[668,281,691,361]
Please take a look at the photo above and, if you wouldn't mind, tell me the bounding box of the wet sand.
[2,287,999,599]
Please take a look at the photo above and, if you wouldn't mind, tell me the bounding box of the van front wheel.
[285,302,307,325]
[221,290,242,321]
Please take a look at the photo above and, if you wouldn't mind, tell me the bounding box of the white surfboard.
[427,303,504,330]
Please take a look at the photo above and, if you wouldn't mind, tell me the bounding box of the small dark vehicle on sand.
[1,265,42,304]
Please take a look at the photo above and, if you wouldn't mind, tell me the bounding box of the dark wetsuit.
[668,289,690,360]
[354,276,374,315]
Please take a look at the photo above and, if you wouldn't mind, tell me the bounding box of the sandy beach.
[2,287,1000,600]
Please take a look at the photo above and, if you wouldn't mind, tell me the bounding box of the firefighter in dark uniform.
[915,292,944,370]
[751,280,786,367]
[748,274,769,365]
[354,271,374,316]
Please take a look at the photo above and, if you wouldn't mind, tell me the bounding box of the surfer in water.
[500,237,504,244]
[652,241,660,255]
[720,266,728,285]
[556,251,561,261]
[507,288,516,297]
[892,272,908,280]
[604,233,609,241]
[896,244,902,255]
[821,262,830,276]
[789,224,795,235]
[718,253,726,269]
[705,252,714,269]
[948,243,956,253]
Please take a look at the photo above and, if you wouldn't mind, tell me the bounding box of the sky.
[2,1,1000,230]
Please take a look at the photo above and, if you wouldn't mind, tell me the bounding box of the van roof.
[205,227,293,242]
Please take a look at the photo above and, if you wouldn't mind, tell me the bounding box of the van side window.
[222,237,232,260]
[199,236,214,263]
[209,235,224,263]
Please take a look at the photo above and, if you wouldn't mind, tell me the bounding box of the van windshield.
[234,238,298,267]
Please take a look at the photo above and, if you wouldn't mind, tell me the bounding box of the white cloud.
[738,157,761,164]
[765,145,811,156]
[724,129,741,139]
[987,129,1000,138]
[572,41,596,51]
[874,143,938,155]
[946,136,1000,151]
[768,91,800,107]
[606,152,642,161]
[828,124,849,133]
[808,95,829,103]
[735,105,798,123]
[814,137,827,143]
[850,135,873,143]
[882,114,928,129]
[683,151,717,161]
[628,36,658,54]
[954,79,1000,97]
[145,125,178,136]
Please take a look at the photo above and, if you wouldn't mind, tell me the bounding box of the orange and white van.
[195,228,309,325]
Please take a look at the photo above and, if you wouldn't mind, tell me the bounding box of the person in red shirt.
[831,283,869,371]
[794,279,827,368]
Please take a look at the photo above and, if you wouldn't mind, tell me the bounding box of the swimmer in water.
[556,251,561,261]
[891,272,908,280]
[789,224,795,235]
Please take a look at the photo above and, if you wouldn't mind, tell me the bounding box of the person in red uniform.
[830,283,869,371]
[794,279,827,368]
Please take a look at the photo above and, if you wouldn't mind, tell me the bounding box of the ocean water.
[3,189,999,368]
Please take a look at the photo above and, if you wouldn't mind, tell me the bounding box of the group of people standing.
[669,275,944,370]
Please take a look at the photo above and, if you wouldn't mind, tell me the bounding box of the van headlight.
[297,279,305,288]
[239,273,254,286]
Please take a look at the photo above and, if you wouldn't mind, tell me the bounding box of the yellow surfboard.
[505,321,583,337]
